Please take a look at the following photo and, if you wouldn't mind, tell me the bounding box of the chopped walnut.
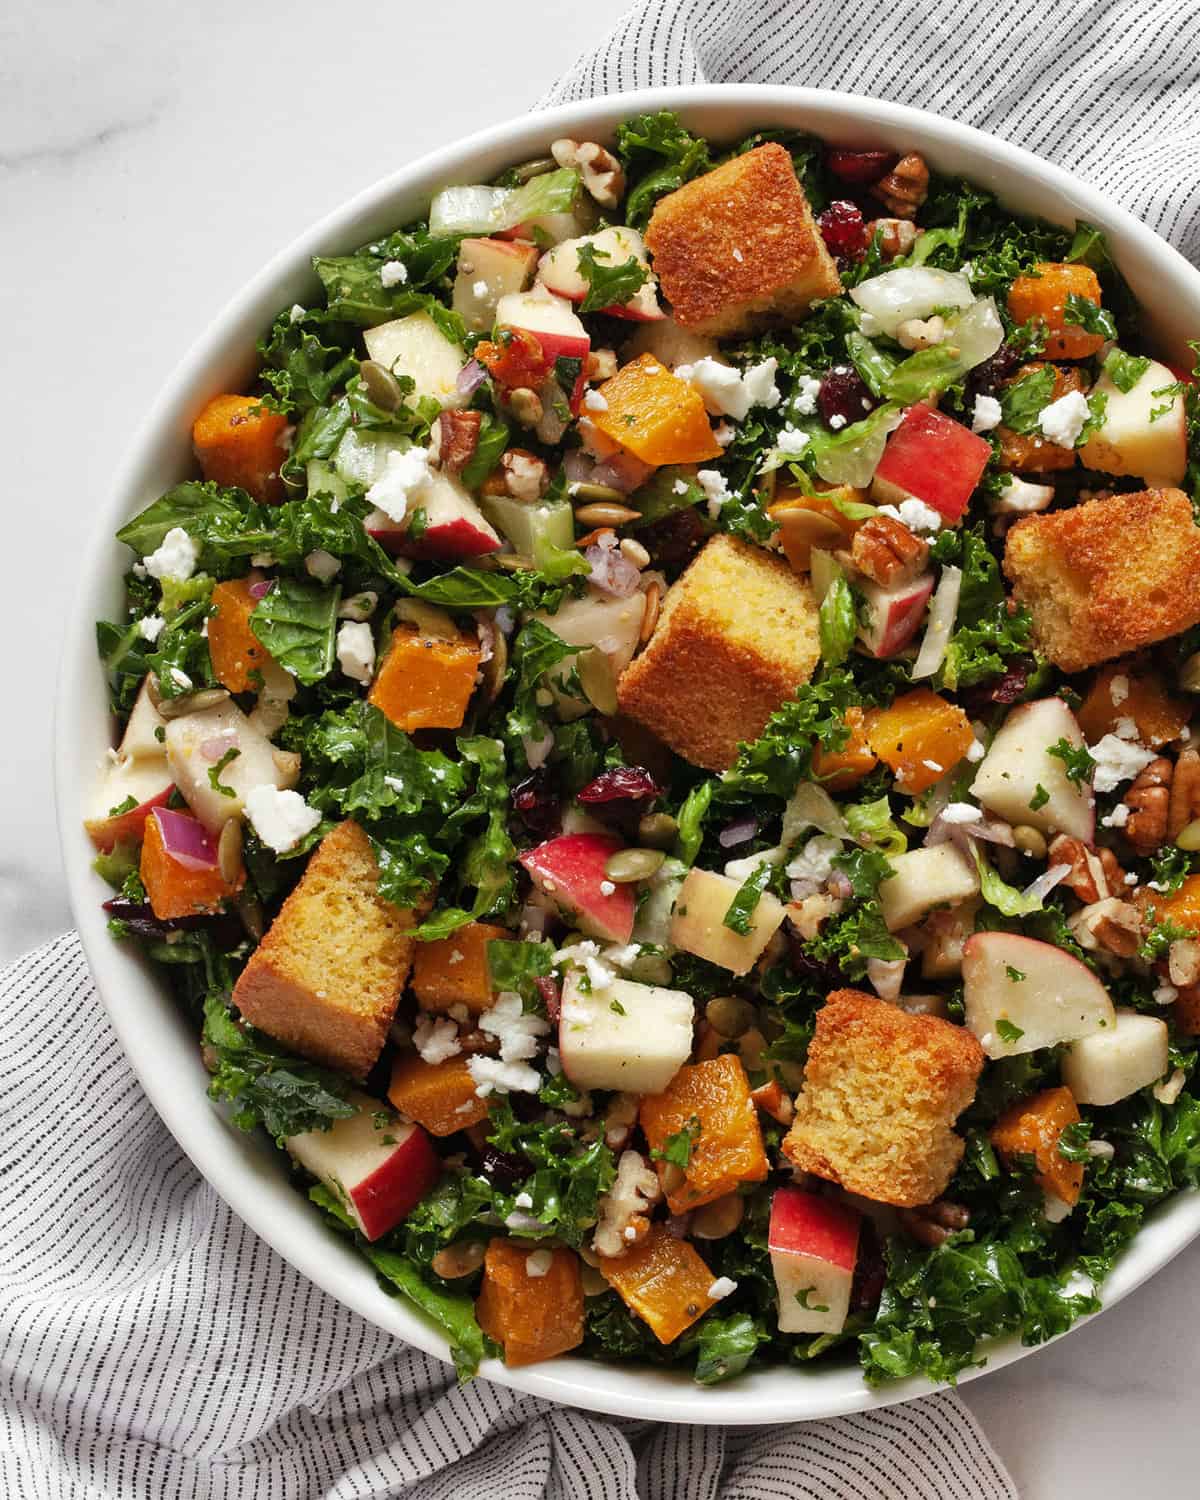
[1068,897,1142,957]
[587,348,618,382]
[1124,757,1172,855]
[1168,937,1200,988]
[787,891,844,941]
[550,138,626,209]
[434,409,481,473]
[1169,747,1200,839]
[603,1092,640,1150]
[849,513,929,587]
[592,1149,661,1258]
[871,153,930,216]
[1047,834,1125,903]
[896,315,946,352]
[500,447,550,502]
[865,217,919,260]
[898,1199,970,1247]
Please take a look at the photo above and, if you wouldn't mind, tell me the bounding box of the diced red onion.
[248,579,272,600]
[456,359,487,397]
[718,815,759,849]
[563,449,596,485]
[152,807,219,872]
[927,808,1014,849]
[1021,862,1072,905]
[586,543,642,597]
[827,870,854,901]
[590,452,655,494]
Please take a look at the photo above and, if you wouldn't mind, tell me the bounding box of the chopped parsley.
[1047,739,1096,786]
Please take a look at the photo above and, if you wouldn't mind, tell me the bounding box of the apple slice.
[531,585,645,719]
[85,757,173,852]
[363,311,468,411]
[495,289,590,409]
[118,678,170,761]
[559,970,693,1093]
[769,1187,860,1335]
[1062,1008,1169,1105]
[962,931,1115,1059]
[536,226,663,321]
[452,237,539,333]
[165,701,300,833]
[1078,357,1187,486]
[878,844,980,932]
[520,834,635,943]
[871,405,992,521]
[856,572,934,657]
[367,470,501,560]
[669,867,786,976]
[969,698,1095,842]
[286,1093,441,1241]
[479,494,574,560]
[623,319,721,371]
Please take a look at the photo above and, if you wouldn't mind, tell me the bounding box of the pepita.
[1180,652,1200,693]
[493,553,536,571]
[603,847,665,883]
[1012,824,1048,859]
[574,501,641,529]
[218,817,244,886]
[150,682,231,719]
[636,811,678,848]
[639,581,662,644]
[509,156,558,184]
[660,1161,687,1195]
[477,624,509,706]
[359,359,403,411]
[1177,818,1200,852]
[705,995,756,1039]
[430,1241,487,1279]
[237,891,265,942]
[774,507,846,551]
[691,1193,745,1241]
[577,648,618,715]
[569,481,628,504]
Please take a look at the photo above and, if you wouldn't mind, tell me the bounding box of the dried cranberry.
[577,766,663,804]
[817,200,868,262]
[639,505,707,570]
[535,975,562,1023]
[959,657,1035,714]
[784,928,849,994]
[825,148,897,185]
[818,365,877,430]
[101,897,240,946]
[850,1218,887,1312]
[477,1145,526,1192]
[963,341,1023,408]
[511,770,560,839]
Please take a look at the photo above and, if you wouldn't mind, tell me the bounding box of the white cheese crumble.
[857,311,883,337]
[525,1249,554,1278]
[479,991,551,1065]
[774,424,810,456]
[792,375,822,415]
[674,356,779,421]
[714,421,736,447]
[244,785,322,853]
[137,615,165,643]
[971,394,1003,433]
[878,497,942,534]
[513,1191,534,1209]
[1113,715,1138,741]
[472,279,489,298]
[785,835,841,886]
[1089,733,1156,793]
[941,802,982,824]
[412,1013,461,1066]
[990,476,1055,515]
[1109,674,1130,706]
[379,259,409,287]
[366,445,435,522]
[144,527,200,582]
[828,413,847,431]
[966,738,986,763]
[583,389,609,412]
[336,621,376,685]
[304,548,341,582]
[695,469,730,520]
[1038,389,1090,449]
[1100,802,1131,829]
[672,478,691,495]
[468,1056,542,1097]
[288,303,306,324]
[707,1277,738,1300]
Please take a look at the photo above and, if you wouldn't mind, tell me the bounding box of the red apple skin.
[366,487,502,561]
[85,785,173,853]
[349,1122,441,1241]
[505,327,590,411]
[858,575,934,658]
[519,834,636,944]
[874,405,992,522]
[768,1186,860,1273]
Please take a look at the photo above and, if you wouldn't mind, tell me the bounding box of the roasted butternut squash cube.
[1144,873,1200,935]
[590,353,721,466]
[207,575,276,693]
[811,705,878,791]
[476,1238,585,1366]
[387,1051,489,1136]
[1007,263,1105,361]
[1076,663,1189,749]
[368,623,481,732]
[1173,987,1200,1037]
[192,393,288,503]
[140,807,243,920]
[996,364,1087,473]
[990,1085,1084,1206]
[411,921,508,1014]
[598,1224,718,1344]
[865,688,975,794]
[640,1054,768,1212]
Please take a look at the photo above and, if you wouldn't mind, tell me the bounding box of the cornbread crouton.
[1004,487,1200,673]
[782,989,984,1207]
[232,820,418,1077]
[616,533,820,770]
[644,143,841,338]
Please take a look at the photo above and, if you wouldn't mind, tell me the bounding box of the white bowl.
[56,84,1200,1424]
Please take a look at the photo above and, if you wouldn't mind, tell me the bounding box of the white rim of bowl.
[55,83,1200,1424]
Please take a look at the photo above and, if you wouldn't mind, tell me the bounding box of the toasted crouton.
[782,989,984,1207]
[1004,487,1200,673]
[644,143,841,338]
[232,820,418,1077]
[616,533,820,770]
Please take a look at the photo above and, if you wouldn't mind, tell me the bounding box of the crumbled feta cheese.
[305,548,341,582]
[379,259,408,287]
[599,879,616,896]
[696,469,730,520]
[1153,983,1179,1006]
[731,247,744,263]
[672,478,690,495]
[522,725,554,770]
[338,590,379,622]
[966,739,986,763]
[714,421,736,446]
[144,527,199,582]
[1113,716,1139,741]
[674,356,779,421]
[792,375,822,416]
[1038,389,1090,449]
[244,785,322,853]
[828,413,847,431]
[707,1277,738,1300]
[503,1208,544,1231]
[990,476,1055,515]
[1109,674,1130,706]
[365,445,435,523]
[513,1191,534,1210]
[583,389,609,412]
[472,279,489,298]
[170,668,193,692]
[857,311,882,337]
[479,991,551,1064]
[878,497,942,534]
[1089,733,1156,793]
[469,1056,542,1097]
[774,424,810,456]
[137,615,165,643]
[288,303,305,324]
[413,1013,461,1066]
[923,759,943,773]
[525,1249,554,1278]
[131,561,147,580]
[1101,802,1131,829]
[941,802,981,824]
[784,836,841,886]
[336,621,376,686]
[971,394,1003,433]
[740,357,781,412]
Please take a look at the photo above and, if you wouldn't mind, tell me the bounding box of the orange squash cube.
[368,624,481,733]
[768,488,863,574]
[1144,874,1200,936]
[207,575,276,693]
[590,353,722,467]
[1173,987,1200,1037]
[387,1052,490,1136]
[476,1238,585,1366]
[192,393,288,503]
[996,364,1087,473]
[1076,664,1189,750]
[865,688,975,795]
[640,1054,768,1212]
[990,1085,1084,1206]
[1007,263,1106,361]
[599,1224,718,1344]
[412,922,508,1014]
[811,705,878,791]
[139,807,243,920]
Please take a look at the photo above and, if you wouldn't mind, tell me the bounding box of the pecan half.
[1125,756,1172,855]
[1069,897,1142,957]
[1169,747,1200,839]
[849,513,929,587]
[550,138,626,209]
[434,409,481,473]
[499,447,550,502]
[898,1199,970,1247]
[865,217,919,260]
[1168,938,1200,988]
[1047,834,1125,902]
[871,153,930,216]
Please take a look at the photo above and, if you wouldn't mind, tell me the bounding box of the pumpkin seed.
[774,507,846,551]
[705,995,756,1038]
[493,553,536,571]
[395,599,459,638]
[510,156,558,184]
[509,387,543,428]
[620,537,651,568]
[1012,824,1048,859]
[237,891,265,942]
[580,1263,610,1297]
[636,811,678,848]
[577,648,618,715]
[217,817,244,886]
[738,1026,768,1072]
[604,847,666,883]
[476,623,508,706]
[430,1241,487,1279]
[1177,819,1200,851]
[574,501,641,527]
[691,1193,745,1241]
[639,581,662,643]
[1180,652,1200,693]
[660,1161,686,1195]
[569,481,628,504]
[359,359,402,410]
[155,686,231,720]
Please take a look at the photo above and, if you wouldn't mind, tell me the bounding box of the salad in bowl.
[85,108,1200,1389]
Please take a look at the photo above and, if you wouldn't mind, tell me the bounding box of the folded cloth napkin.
[13,0,1199,1492]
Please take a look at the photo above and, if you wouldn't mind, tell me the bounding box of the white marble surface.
[5,3,1198,1493]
